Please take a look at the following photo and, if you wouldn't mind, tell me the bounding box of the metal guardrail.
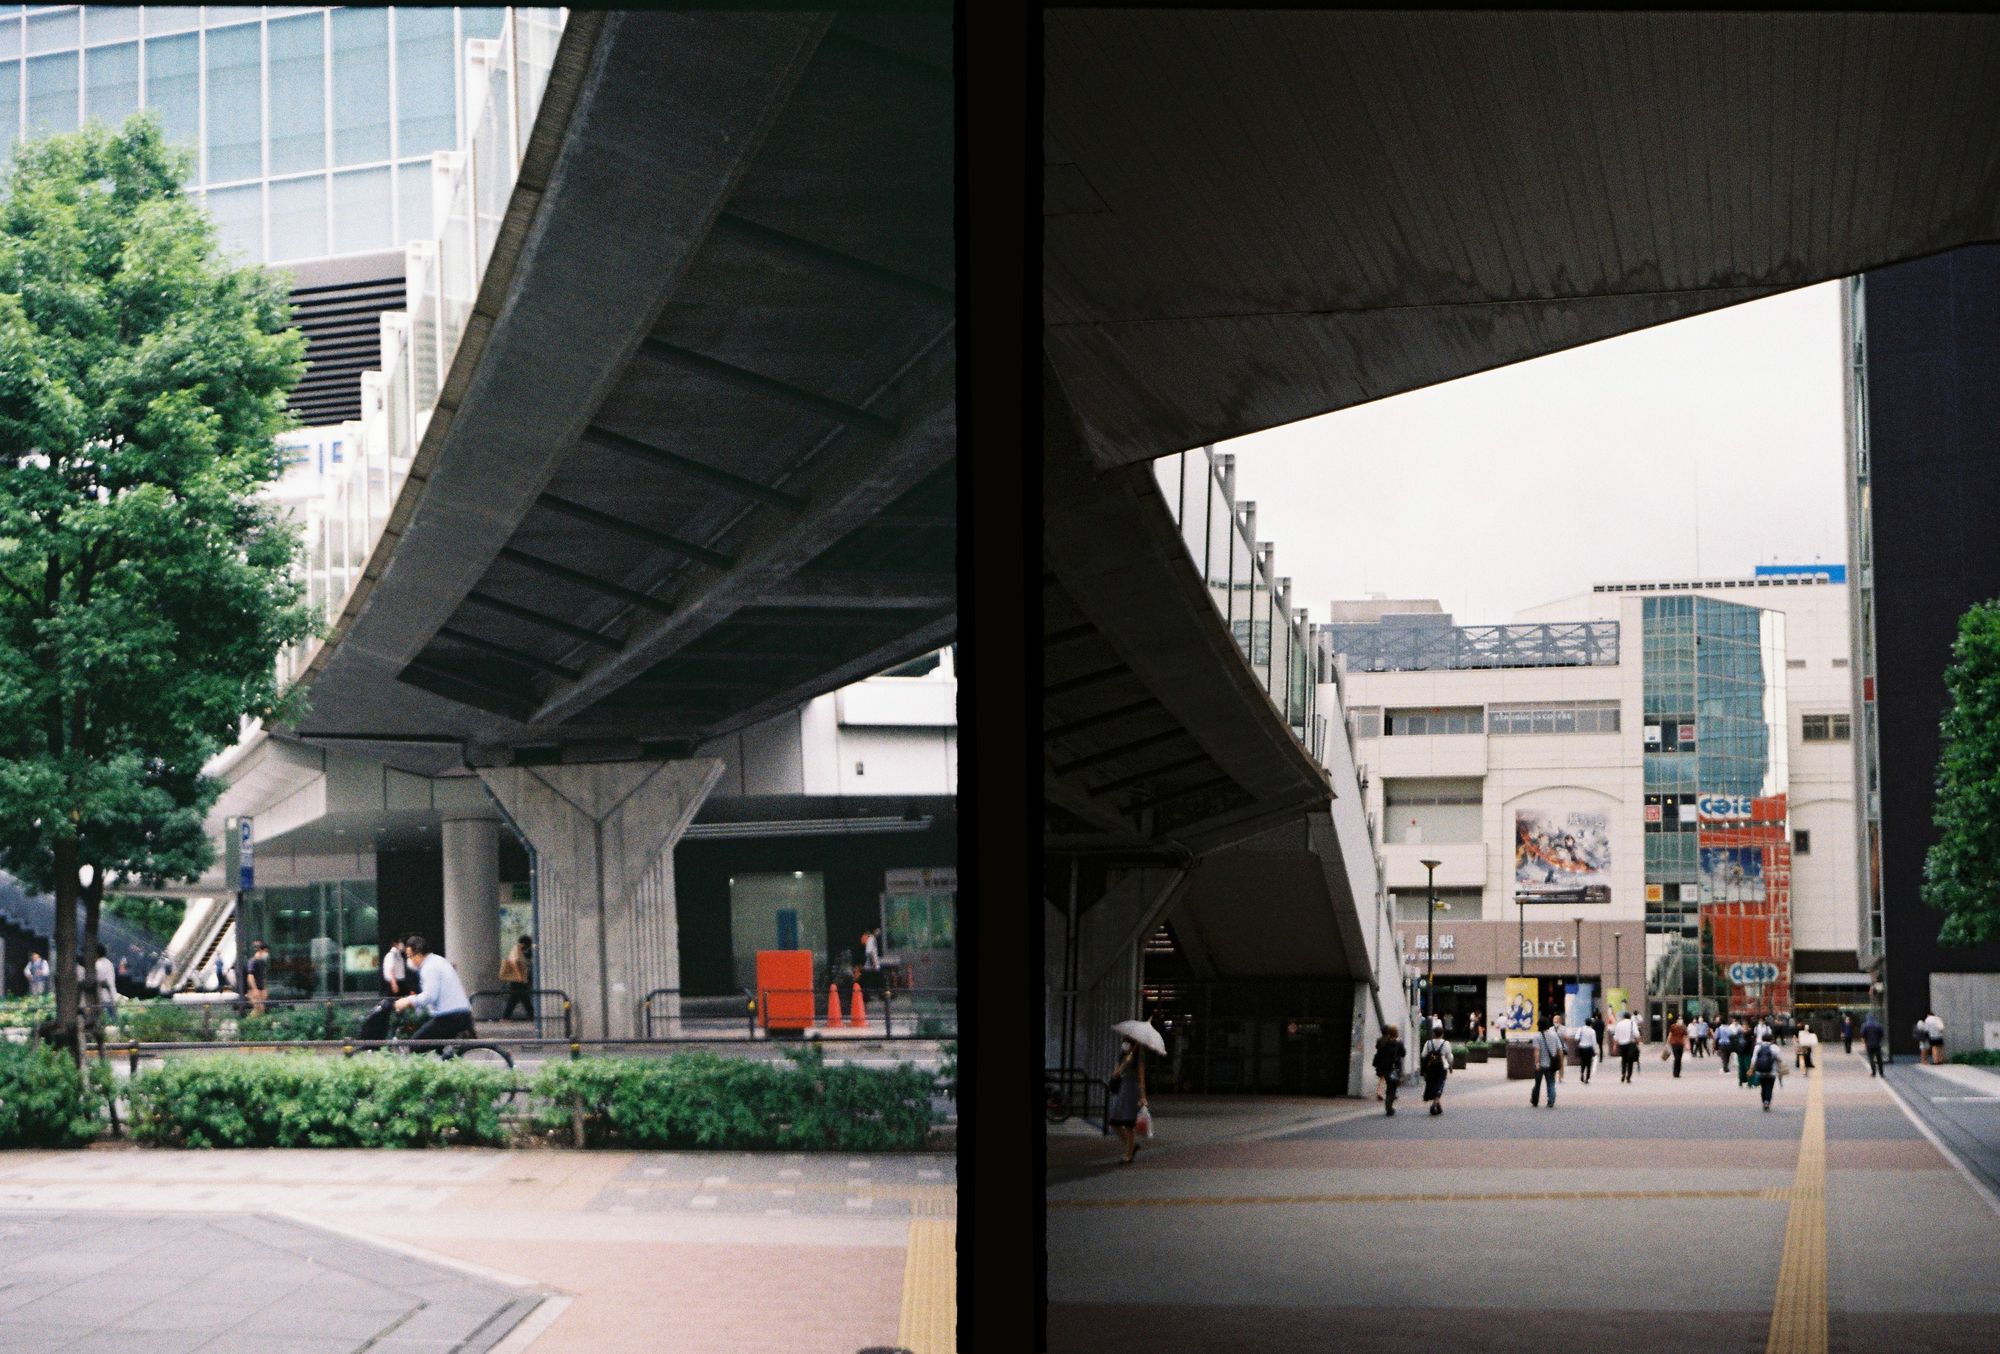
[641,988,756,1039]
[1044,1066,1110,1135]
[468,987,573,1040]
[755,985,958,1040]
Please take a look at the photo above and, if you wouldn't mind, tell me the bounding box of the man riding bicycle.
[392,934,476,1047]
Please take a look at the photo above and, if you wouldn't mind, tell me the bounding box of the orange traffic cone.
[848,986,868,1029]
[825,983,844,1028]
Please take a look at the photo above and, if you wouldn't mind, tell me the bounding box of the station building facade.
[1322,566,1863,1041]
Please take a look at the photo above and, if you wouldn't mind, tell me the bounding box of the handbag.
[1106,1073,1123,1094]
[1660,1048,1670,1061]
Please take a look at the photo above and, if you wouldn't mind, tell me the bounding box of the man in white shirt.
[393,934,476,1044]
[1689,1017,1710,1058]
[1574,1019,1599,1083]
[1529,1015,1566,1108]
[1612,1010,1640,1083]
[92,945,118,1018]
[381,939,409,998]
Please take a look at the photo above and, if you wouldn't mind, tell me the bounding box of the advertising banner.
[1501,978,1539,1035]
[1700,846,1767,903]
[1605,986,1630,1019]
[1515,808,1612,901]
[1564,982,1596,1030]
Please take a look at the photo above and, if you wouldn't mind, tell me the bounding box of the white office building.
[1324,564,1862,1041]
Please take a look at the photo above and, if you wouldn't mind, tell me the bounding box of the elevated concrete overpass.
[212,10,953,1039]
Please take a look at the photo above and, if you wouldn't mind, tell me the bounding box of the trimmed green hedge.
[532,1047,939,1150]
[0,1042,110,1146]
[126,1053,510,1148]
[1951,1049,2000,1067]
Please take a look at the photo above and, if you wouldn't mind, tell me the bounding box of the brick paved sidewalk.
[0,1146,957,1354]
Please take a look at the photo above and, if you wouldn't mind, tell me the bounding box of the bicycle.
[344,1000,520,1099]
[1044,1077,1072,1124]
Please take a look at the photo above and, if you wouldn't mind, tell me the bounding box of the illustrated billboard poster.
[1564,982,1595,1030]
[1605,986,1630,1019]
[1501,978,1538,1035]
[1699,846,1767,903]
[1515,808,1611,899]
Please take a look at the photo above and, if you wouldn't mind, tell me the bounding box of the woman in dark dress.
[1419,1028,1452,1115]
[1107,1035,1149,1163]
[1373,1025,1406,1117]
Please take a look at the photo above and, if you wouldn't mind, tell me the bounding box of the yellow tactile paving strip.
[1766,1069,1828,1354]
[1050,1187,1791,1210]
[897,1218,956,1354]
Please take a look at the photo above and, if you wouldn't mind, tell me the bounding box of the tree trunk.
[50,835,79,1063]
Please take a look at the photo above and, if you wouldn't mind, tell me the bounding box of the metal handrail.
[640,988,756,1039]
[468,987,573,1040]
[1044,1065,1110,1134]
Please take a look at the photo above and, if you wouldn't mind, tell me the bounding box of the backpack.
[1753,1043,1775,1075]
[1422,1040,1447,1075]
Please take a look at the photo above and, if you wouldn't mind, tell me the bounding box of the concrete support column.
[440,817,502,1011]
[477,759,722,1040]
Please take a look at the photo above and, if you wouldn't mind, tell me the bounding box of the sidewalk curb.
[1878,1071,2000,1224]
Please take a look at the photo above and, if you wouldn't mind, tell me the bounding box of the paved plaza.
[1047,1046,2000,1352]
[0,1145,956,1353]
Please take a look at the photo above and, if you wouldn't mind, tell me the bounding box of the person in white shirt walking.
[1795,1025,1818,1072]
[392,934,476,1045]
[1574,1019,1599,1083]
[380,939,410,999]
[1612,1010,1641,1083]
[1926,1012,1947,1064]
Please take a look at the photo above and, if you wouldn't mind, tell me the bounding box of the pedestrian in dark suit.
[1374,1027,1406,1117]
[1861,1013,1886,1076]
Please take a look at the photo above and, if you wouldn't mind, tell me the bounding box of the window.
[1786,659,1806,669]
[24,49,75,138]
[1489,701,1621,735]
[1831,658,1850,668]
[1802,714,1852,743]
[397,158,432,242]
[82,8,140,46]
[1793,829,1811,855]
[331,165,392,253]
[1350,707,1382,740]
[1385,707,1483,737]
[393,7,457,158]
[25,7,76,55]
[82,40,135,125]
[332,7,391,164]
[144,31,198,167]
[1383,779,1481,844]
[204,21,261,183]
[205,182,262,261]
[267,12,326,175]
[269,173,327,261]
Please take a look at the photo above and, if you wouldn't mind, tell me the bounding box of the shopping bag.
[1135,1105,1154,1139]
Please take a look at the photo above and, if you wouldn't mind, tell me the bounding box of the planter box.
[1451,1051,1467,1071]
[1464,1045,1488,1063]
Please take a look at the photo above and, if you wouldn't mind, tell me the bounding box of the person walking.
[1796,1024,1817,1072]
[1914,1015,1932,1065]
[1374,1025,1406,1117]
[1588,1009,1607,1063]
[1668,1015,1688,1078]
[1926,1012,1947,1064]
[92,945,119,1022]
[1753,1032,1781,1111]
[380,939,409,999]
[1862,1012,1886,1076]
[498,937,535,1020]
[1106,1034,1150,1164]
[1840,1013,1854,1055]
[1688,1015,1708,1058]
[1529,1015,1565,1108]
[1575,1018,1598,1083]
[23,952,48,998]
[246,941,270,1016]
[1717,1018,1736,1075]
[1613,1009,1640,1083]
[1420,1026,1452,1116]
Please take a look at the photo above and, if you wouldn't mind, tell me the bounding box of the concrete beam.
[530,344,956,725]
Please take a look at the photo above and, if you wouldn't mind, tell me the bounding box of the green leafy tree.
[1924,599,2000,946]
[0,115,316,1056]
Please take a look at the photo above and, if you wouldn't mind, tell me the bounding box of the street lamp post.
[1422,859,1442,1037]
[1613,931,1623,1015]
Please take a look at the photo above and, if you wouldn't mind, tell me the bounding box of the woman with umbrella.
[1109,1019,1161,1164]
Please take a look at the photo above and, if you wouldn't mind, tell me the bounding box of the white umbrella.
[1113,1019,1166,1055]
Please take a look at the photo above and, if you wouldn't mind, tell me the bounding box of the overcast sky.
[1219,282,1849,625]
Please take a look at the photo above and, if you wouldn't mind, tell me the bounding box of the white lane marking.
[690,1196,718,1210]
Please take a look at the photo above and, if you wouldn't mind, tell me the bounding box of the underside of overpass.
[1046,10,2000,469]
[290,10,955,776]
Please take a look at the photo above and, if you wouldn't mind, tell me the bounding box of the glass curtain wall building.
[1642,595,1792,1021]
[0,6,510,264]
